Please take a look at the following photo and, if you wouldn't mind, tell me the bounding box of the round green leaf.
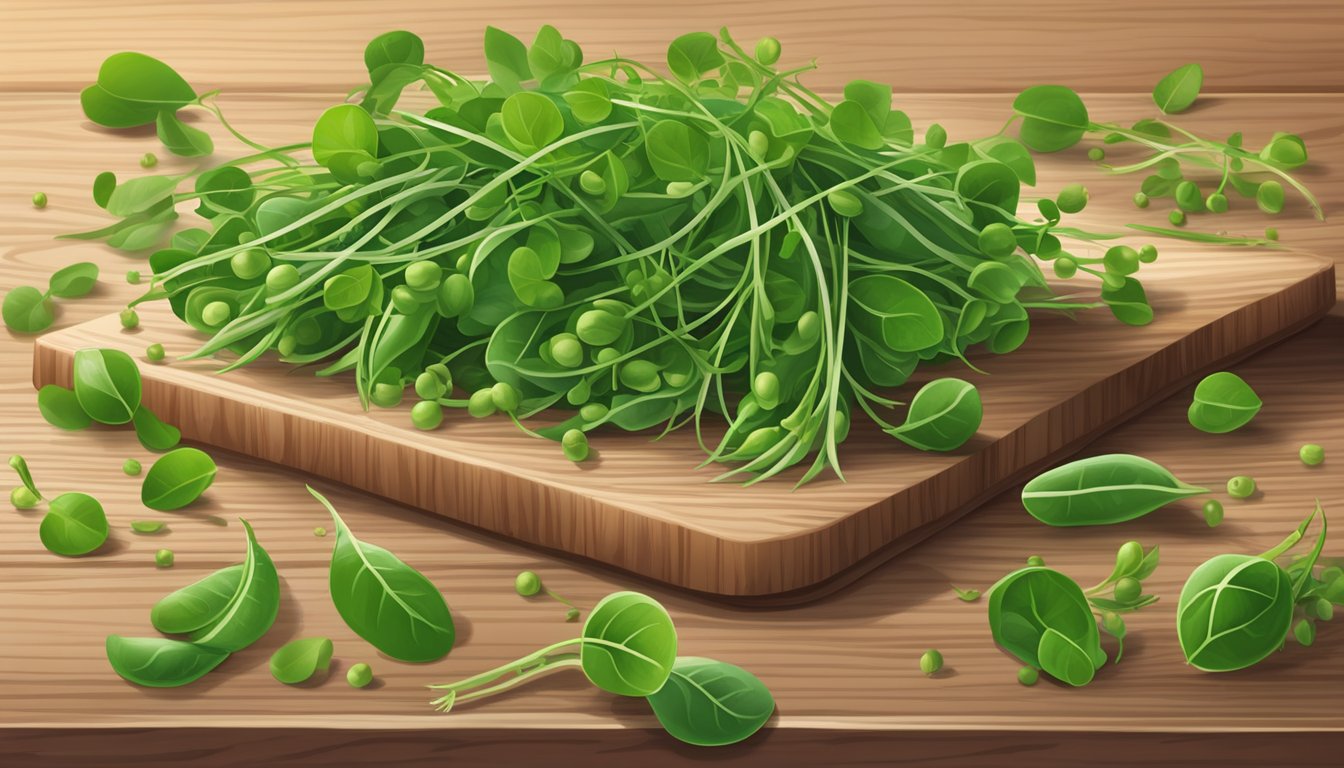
[141,447,217,511]
[1188,372,1262,434]
[666,32,724,83]
[1177,554,1293,672]
[848,275,944,353]
[644,120,711,182]
[1152,63,1203,115]
[40,492,109,556]
[1013,85,1089,153]
[106,635,228,688]
[37,384,93,431]
[73,348,142,425]
[270,637,335,684]
[365,30,425,74]
[48,262,100,299]
[2,286,54,333]
[500,91,564,154]
[646,657,774,746]
[886,378,982,452]
[580,591,677,696]
[95,52,197,108]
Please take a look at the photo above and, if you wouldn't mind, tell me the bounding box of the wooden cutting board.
[32,250,1334,598]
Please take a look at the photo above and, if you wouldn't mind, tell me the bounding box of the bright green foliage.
[141,447,216,510]
[81,28,1158,486]
[1021,454,1207,526]
[270,637,335,684]
[1152,63,1203,114]
[1188,372,1261,433]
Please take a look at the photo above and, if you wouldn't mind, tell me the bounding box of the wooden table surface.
[3,3,1344,765]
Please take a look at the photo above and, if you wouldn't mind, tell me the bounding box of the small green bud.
[919,649,943,676]
[550,333,584,368]
[1169,209,1186,226]
[579,169,606,196]
[155,548,174,568]
[265,264,301,294]
[752,371,781,410]
[1052,256,1077,279]
[826,189,863,218]
[1113,577,1142,604]
[201,301,232,328]
[924,123,947,150]
[467,388,497,418]
[410,400,444,430]
[1202,499,1224,527]
[119,308,140,329]
[619,360,660,393]
[1132,191,1149,209]
[747,129,769,161]
[231,248,271,280]
[404,260,443,292]
[666,181,696,198]
[1175,180,1204,212]
[1265,227,1279,241]
[977,222,1017,259]
[561,428,589,462]
[126,270,142,285]
[1300,444,1325,466]
[11,486,39,509]
[576,309,627,346]
[32,191,48,208]
[1114,540,1144,576]
[346,662,373,688]
[1256,180,1285,214]
[1138,244,1159,263]
[754,36,781,65]
[1055,183,1089,214]
[1103,245,1140,276]
[1017,666,1039,686]
[1206,192,1229,213]
[390,284,420,315]
[313,526,327,537]
[1026,555,1045,567]
[1227,475,1256,499]
[1087,147,1105,161]
[490,382,521,413]
[515,570,542,596]
[579,402,608,422]
[140,152,158,168]
[436,273,475,317]
[370,382,403,409]
[122,459,142,476]
[1101,611,1125,636]
[414,370,449,401]
[1294,618,1315,647]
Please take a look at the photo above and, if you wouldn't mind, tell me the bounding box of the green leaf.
[1188,372,1262,434]
[507,246,564,309]
[1258,132,1308,169]
[155,110,214,157]
[829,100,885,150]
[500,91,564,153]
[94,52,197,109]
[644,120,711,181]
[977,137,1036,185]
[151,564,245,634]
[194,166,254,217]
[9,455,42,500]
[848,275,944,352]
[48,262,100,298]
[580,591,677,696]
[40,492,109,556]
[987,566,1104,686]
[527,24,570,84]
[92,171,117,209]
[130,520,166,534]
[132,406,183,452]
[270,637,335,684]
[141,446,217,511]
[1177,553,1293,671]
[187,520,280,652]
[310,486,456,663]
[365,30,425,73]
[666,32,723,83]
[967,262,1023,303]
[105,636,229,688]
[323,264,376,311]
[80,84,160,128]
[1013,85,1089,153]
[2,286,54,333]
[1037,627,1098,687]
[312,104,379,181]
[483,26,533,91]
[37,385,93,431]
[1101,277,1153,326]
[886,378,982,452]
[646,656,774,746]
[563,78,612,124]
[1021,453,1207,526]
[73,348,142,425]
[105,174,182,217]
[956,160,1020,218]
[1152,63,1203,114]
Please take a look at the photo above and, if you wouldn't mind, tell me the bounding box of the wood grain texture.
[3,317,1344,764]
[3,0,1344,94]
[29,244,1335,597]
[2,3,1344,758]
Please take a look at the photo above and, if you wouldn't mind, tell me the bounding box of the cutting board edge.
[30,258,1336,600]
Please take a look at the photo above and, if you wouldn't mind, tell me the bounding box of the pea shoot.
[515,570,581,621]
[76,28,1166,486]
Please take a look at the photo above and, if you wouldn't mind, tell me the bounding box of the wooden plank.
[30,249,1335,598]
[4,316,1344,763]
[3,0,1344,94]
